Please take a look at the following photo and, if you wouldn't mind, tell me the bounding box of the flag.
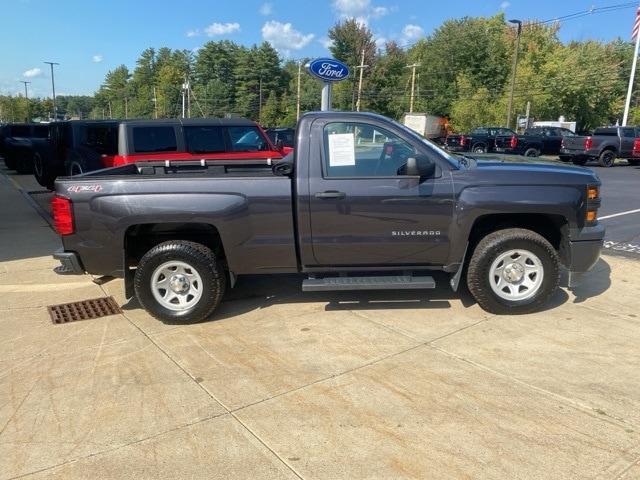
[632,5,640,40]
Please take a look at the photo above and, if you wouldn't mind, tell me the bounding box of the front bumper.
[53,248,85,275]
[565,224,605,288]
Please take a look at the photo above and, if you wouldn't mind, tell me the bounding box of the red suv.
[33,117,285,188]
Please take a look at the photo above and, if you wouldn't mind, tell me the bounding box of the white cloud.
[23,68,43,78]
[501,2,510,9]
[331,0,388,25]
[262,21,314,56]
[92,55,103,63]
[187,29,200,37]
[259,3,273,15]
[401,24,424,46]
[318,36,333,50]
[204,22,241,37]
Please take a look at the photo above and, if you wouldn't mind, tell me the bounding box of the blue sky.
[1,0,638,98]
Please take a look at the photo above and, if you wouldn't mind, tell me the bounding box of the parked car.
[559,125,640,167]
[265,127,295,153]
[445,127,516,153]
[493,126,578,158]
[1,122,50,173]
[51,110,604,323]
[32,117,286,189]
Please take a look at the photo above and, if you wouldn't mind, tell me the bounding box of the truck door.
[306,120,455,267]
[620,127,637,156]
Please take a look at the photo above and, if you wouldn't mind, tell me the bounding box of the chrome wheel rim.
[488,249,544,302]
[150,260,203,311]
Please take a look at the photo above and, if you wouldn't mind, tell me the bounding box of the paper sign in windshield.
[328,133,355,166]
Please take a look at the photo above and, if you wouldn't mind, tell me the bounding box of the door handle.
[315,190,346,199]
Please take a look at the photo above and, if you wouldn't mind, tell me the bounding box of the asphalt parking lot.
[1,164,640,479]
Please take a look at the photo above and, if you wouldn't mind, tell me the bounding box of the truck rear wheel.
[597,150,616,167]
[523,147,540,157]
[34,144,62,189]
[134,240,226,324]
[65,146,104,176]
[472,145,486,153]
[466,228,560,315]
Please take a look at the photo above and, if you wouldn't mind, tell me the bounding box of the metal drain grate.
[48,297,122,324]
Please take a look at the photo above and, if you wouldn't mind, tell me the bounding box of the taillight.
[585,137,593,150]
[510,136,517,148]
[460,136,466,146]
[51,196,74,235]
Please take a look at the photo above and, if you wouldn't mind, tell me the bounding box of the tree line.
[1,13,637,132]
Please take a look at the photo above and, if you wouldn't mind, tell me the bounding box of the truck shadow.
[120,260,611,323]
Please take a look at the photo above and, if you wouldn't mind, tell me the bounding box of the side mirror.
[403,156,436,177]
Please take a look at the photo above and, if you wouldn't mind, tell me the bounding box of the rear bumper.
[53,248,85,275]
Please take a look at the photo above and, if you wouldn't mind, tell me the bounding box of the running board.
[302,275,436,292]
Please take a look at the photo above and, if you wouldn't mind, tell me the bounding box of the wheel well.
[125,222,227,269]
[468,213,566,253]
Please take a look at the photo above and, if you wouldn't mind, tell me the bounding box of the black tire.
[466,228,560,315]
[65,146,104,176]
[13,147,35,174]
[134,240,226,324]
[523,147,540,157]
[597,149,616,167]
[472,144,486,153]
[3,156,17,170]
[33,144,62,189]
[627,158,640,166]
[572,156,588,166]
[559,155,572,162]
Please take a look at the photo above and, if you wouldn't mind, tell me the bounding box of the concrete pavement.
[1,165,639,479]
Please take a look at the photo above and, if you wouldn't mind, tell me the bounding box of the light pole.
[20,81,30,99]
[45,61,59,121]
[506,19,522,129]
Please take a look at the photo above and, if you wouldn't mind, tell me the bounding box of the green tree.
[327,19,377,111]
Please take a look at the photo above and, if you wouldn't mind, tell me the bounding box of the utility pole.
[406,63,421,113]
[354,49,369,112]
[506,19,522,129]
[44,62,59,121]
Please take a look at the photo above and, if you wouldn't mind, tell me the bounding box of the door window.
[323,122,416,177]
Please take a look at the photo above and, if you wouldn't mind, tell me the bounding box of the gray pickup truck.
[559,125,640,167]
[51,111,605,324]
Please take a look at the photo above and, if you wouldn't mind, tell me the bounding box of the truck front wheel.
[467,228,560,315]
[134,241,226,324]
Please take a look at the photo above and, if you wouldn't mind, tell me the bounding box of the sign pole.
[321,83,332,111]
[305,58,350,112]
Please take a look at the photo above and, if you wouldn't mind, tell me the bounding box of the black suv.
[1,123,50,173]
[265,127,295,151]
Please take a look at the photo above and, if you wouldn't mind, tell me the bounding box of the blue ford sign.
[306,58,350,82]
